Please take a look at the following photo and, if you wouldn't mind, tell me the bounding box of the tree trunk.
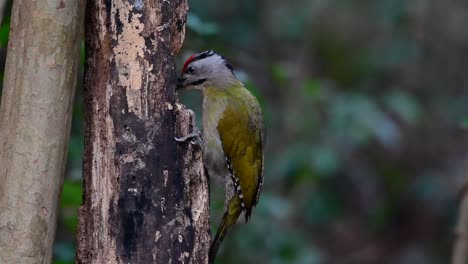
[453,165,468,264]
[76,1,210,263]
[0,0,84,263]
[453,196,468,264]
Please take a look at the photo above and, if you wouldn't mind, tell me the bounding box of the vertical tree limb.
[76,1,210,263]
[0,0,84,263]
[453,163,468,264]
[453,196,468,264]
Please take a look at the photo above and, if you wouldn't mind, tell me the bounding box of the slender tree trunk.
[453,197,468,264]
[0,0,84,263]
[453,163,468,264]
[76,1,210,263]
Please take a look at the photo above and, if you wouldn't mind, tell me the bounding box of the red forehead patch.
[182,54,197,74]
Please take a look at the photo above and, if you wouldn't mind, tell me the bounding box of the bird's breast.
[202,92,229,183]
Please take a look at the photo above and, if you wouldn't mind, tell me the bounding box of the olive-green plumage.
[177,50,264,264]
[204,84,264,263]
[211,86,263,214]
[203,83,264,261]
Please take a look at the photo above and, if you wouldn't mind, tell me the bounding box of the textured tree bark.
[76,1,210,263]
[0,0,84,263]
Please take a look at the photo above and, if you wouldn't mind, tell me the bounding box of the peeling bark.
[76,1,210,263]
[0,0,84,263]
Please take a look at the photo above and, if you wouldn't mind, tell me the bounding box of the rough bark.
[76,1,210,263]
[0,0,84,263]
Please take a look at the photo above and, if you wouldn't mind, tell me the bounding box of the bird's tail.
[209,196,242,264]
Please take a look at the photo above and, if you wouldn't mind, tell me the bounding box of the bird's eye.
[186,66,195,74]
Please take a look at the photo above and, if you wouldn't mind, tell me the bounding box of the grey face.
[177,51,238,90]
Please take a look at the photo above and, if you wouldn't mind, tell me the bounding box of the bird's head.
[177,50,238,90]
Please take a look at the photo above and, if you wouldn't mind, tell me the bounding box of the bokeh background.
[1,0,467,263]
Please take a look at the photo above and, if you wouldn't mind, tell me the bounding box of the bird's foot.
[175,129,203,148]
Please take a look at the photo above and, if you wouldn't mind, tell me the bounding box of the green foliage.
[53,242,75,264]
[187,14,219,35]
[304,79,322,98]
[60,181,82,208]
[461,117,468,130]
[313,34,375,87]
[181,1,464,263]
[270,63,289,87]
[60,180,81,232]
[0,6,10,48]
[384,90,423,125]
[0,22,9,47]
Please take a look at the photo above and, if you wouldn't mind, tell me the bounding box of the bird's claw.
[175,129,203,148]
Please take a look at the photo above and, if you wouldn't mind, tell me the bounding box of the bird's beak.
[176,77,187,90]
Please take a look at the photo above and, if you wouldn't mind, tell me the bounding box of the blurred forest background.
[0,0,467,263]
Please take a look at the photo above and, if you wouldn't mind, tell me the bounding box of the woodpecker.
[176,50,265,263]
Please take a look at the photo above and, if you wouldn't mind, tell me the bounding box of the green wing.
[217,87,264,220]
